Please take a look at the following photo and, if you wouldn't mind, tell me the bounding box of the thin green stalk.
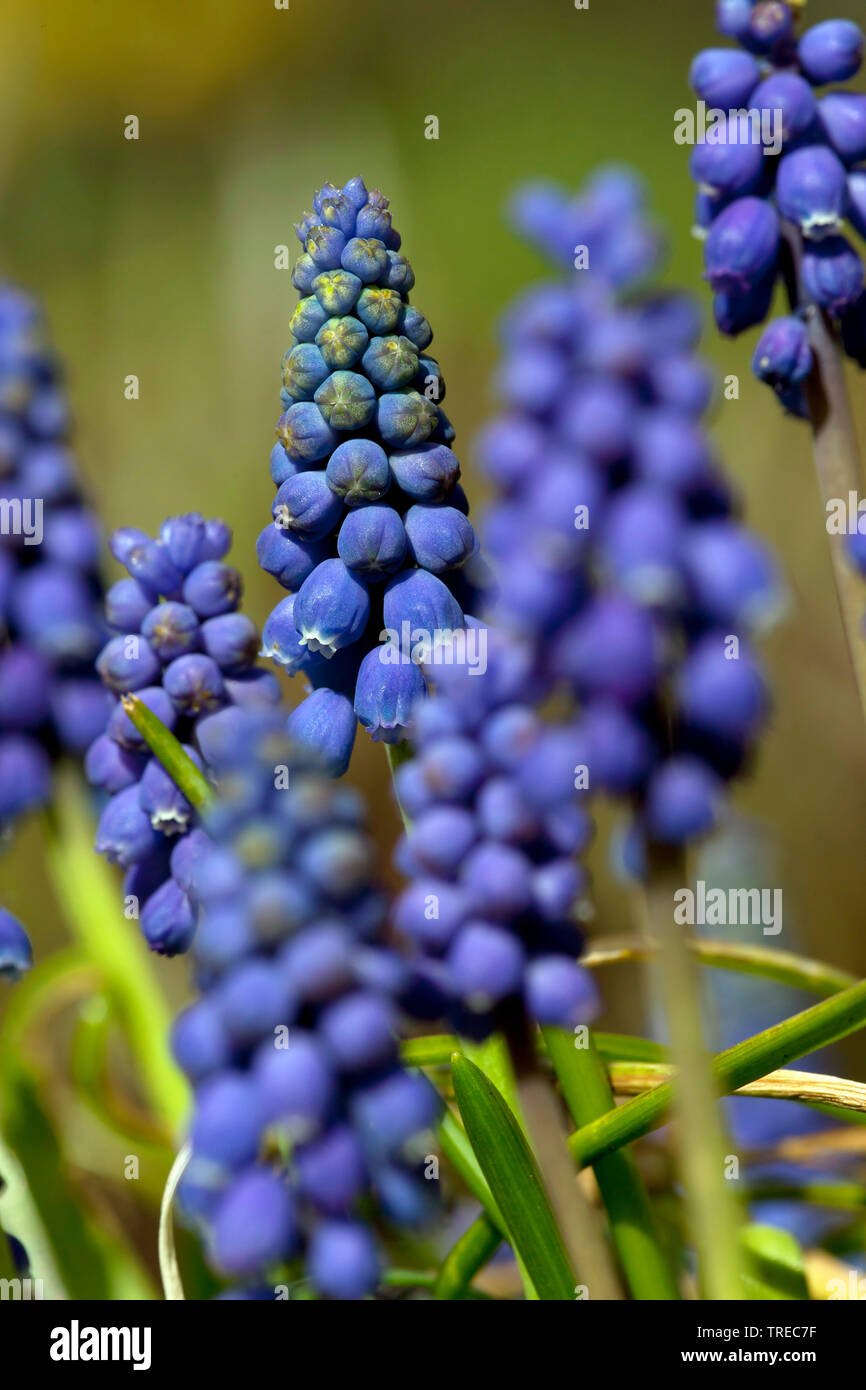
[43,768,188,1134]
[402,1034,459,1067]
[598,1032,668,1063]
[685,939,855,997]
[583,936,856,999]
[434,1212,502,1300]
[803,325,866,728]
[781,226,866,732]
[543,1026,679,1300]
[384,740,413,831]
[744,1181,866,1212]
[709,976,866,1098]
[402,1028,670,1069]
[120,695,213,808]
[383,1268,493,1298]
[641,844,745,1300]
[568,977,866,1168]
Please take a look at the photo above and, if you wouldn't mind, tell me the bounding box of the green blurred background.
[1,0,864,1078]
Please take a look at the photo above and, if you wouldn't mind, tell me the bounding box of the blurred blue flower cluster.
[0,285,109,830]
[479,169,784,863]
[392,633,600,1038]
[387,168,785,1039]
[171,708,439,1299]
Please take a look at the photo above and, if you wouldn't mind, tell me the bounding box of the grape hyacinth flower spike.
[688,5,866,737]
[86,513,281,956]
[0,285,109,830]
[479,169,780,865]
[460,166,784,1299]
[256,178,483,776]
[392,633,599,1041]
[399,170,780,1032]
[688,7,866,369]
[171,708,440,1299]
[390,633,627,1300]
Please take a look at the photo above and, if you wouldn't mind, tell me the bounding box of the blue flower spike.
[256,180,483,772]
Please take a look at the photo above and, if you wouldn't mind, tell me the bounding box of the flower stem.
[434,1212,502,1300]
[384,740,413,831]
[384,739,619,1298]
[743,1180,866,1211]
[384,1268,493,1298]
[43,768,188,1135]
[781,227,866,731]
[543,1025,680,1299]
[403,1028,669,1069]
[640,843,746,1300]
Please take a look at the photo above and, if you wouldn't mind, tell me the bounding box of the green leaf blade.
[45,771,188,1133]
[1,1065,154,1299]
[451,1054,575,1302]
[544,1027,679,1301]
[740,1224,810,1301]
